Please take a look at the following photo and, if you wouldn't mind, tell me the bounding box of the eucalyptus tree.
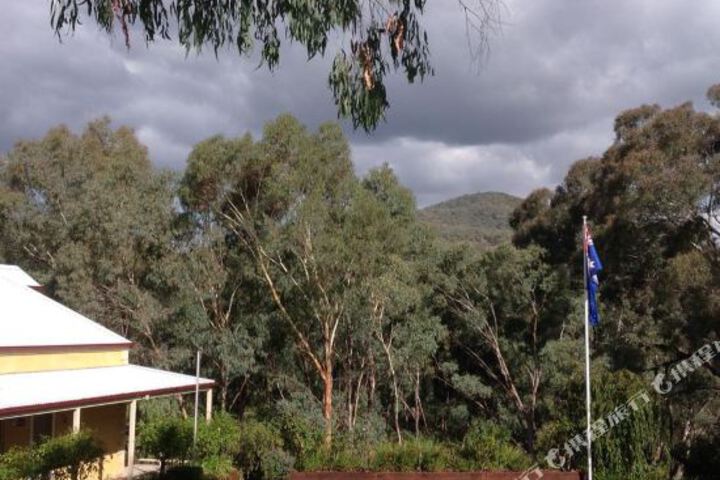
[47,0,501,131]
[0,118,176,365]
[511,96,720,373]
[219,114,369,447]
[439,244,570,451]
[510,86,720,475]
[171,134,266,413]
[356,166,445,442]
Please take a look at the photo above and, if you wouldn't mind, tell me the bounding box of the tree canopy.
[3,93,720,477]
[47,0,501,131]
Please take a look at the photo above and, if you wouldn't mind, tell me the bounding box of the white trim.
[72,408,80,433]
[0,365,214,420]
[127,400,137,469]
[205,389,213,423]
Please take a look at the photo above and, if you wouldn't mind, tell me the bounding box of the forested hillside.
[418,192,520,250]
[2,87,720,478]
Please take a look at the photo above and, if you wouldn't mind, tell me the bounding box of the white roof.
[0,265,41,287]
[0,365,214,418]
[0,275,130,349]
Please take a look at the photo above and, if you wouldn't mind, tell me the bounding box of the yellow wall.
[0,348,128,374]
[1,405,129,479]
[83,403,128,479]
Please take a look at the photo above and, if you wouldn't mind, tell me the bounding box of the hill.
[418,192,521,250]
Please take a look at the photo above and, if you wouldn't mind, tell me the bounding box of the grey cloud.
[352,115,614,208]
[366,0,720,147]
[2,1,720,206]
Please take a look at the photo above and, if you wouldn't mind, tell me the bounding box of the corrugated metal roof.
[0,265,41,287]
[0,273,130,349]
[0,365,214,418]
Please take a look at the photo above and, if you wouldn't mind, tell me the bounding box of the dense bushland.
[3,84,720,479]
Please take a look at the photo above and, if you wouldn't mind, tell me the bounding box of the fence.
[291,471,583,480]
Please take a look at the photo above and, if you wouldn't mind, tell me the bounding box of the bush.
[458,421,530,471]
[297,444,365,472]
[0,431,102,480]
[236,419,294,480]
[273,396,324,464]
[0,446,38,480]
[198,455,235,479]
[38,431,104,480]
[371,438,456,472]
[196,412,242,478]
[138,416,193,475]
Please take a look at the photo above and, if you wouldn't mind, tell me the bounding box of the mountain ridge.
[418,191,521,250]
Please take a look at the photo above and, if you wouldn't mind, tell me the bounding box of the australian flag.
[584,225,603,327]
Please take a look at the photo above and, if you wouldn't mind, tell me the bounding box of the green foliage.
[45,0,474,130]
[0,432,102,480]
[196,412,243,478]
[0,446,37,480]
[0,118,177,367]
[707,83,720,109]
[273,396,326,465]
[37,432,103,480]
[236,419,295,480]
[371,438,456,472]
[439,243,571,451]
[141,397,243,475]
[511,92,720,476]
[8,102,720,478]
[591,370,670,480]
[197,456,234,480]
[457,421,531,470]
[138,416,193,475]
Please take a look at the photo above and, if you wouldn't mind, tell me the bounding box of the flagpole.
[582,215,593,480]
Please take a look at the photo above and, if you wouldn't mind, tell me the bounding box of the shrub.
[195,412,242,478]
[236,419,294,480]
[37,431,104,480]
[198,455,235,479]
[458,421,530,471]
[0,446,38,480]
[138,416,193,475]
[297,444,365,472]
[0,431,102,480]
[273,396,324,464]
[371,438,456,472]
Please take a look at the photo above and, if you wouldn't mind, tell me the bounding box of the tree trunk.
[220,369,229,412]
[368,353,377,410]
[413,369,422,436]
[392,374,402,444]
[383,345,402,444]
[322,351,334,448]
[525,411,536,452]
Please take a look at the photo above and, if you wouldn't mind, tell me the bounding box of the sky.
[2,1,720,207]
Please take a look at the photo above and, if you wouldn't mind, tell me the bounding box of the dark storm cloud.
[2,1,720,205]
[365,0,720,145]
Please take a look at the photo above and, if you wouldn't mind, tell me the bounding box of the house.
[0,265,215,478]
